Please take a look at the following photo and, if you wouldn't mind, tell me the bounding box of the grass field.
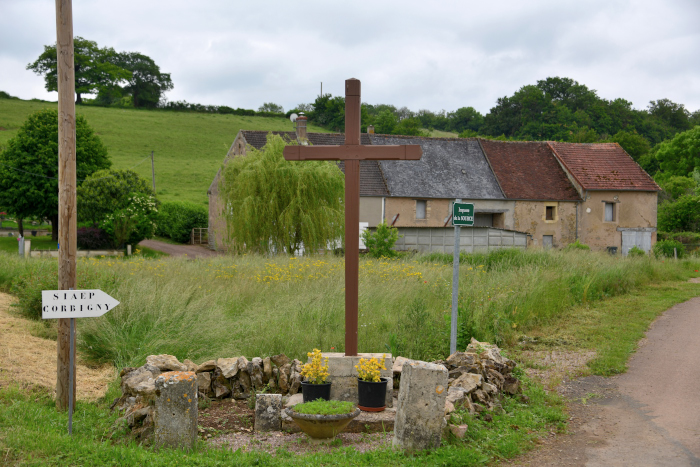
[0,98,331,206]
[1,248,699,465]
[0,235,56,253]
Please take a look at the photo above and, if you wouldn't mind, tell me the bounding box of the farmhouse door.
[621,230,652,256]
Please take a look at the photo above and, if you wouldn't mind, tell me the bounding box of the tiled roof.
[548,142,660,191]
[479,140,581,201]
[240,131,387,197]
[370,135,505,199]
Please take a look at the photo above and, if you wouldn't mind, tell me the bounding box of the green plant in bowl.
[286,400,360,440]
[293,400,355,416]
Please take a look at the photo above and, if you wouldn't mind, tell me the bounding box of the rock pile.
[437,338,522,417]
[114,353,304,440]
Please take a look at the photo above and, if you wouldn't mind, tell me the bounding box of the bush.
[156,201,208,244]
[77,227,111,249]
[362,222,399,258]
[627,246,646,257]
[653,240,685,259]
[100,193,157,247]
[565,240,590,250]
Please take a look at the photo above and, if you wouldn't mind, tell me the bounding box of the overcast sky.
[2,0,699,115]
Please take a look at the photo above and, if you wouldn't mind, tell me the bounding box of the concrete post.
[24,239,31,258]
[393,360,448,452]
[254,393,282,432]
[154,371,197,450]
[127,244,132,256]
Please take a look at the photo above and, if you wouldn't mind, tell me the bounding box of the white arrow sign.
[42,289,120,319]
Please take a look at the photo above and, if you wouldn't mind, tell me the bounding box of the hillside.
[0,98,330,205]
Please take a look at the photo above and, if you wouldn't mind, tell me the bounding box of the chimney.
[367,125,375,134]
[296,115,308,141]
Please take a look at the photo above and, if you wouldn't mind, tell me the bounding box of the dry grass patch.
[0,292,113,401]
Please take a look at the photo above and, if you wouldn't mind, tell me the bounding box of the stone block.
[393,360,448,452]
[154,371,197,450]
[147,355,187,372]
[319,353,393,408]
[196,372,211,395]
[255,394,282,432]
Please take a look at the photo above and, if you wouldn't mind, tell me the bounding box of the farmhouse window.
[416,200,427,219]
[545,206,555,221]
[605,202,615,222]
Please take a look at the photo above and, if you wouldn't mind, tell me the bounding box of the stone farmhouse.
[208,119,659,255]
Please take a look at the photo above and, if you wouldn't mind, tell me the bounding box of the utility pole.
[55,0,77,411]
[150,151,156,193]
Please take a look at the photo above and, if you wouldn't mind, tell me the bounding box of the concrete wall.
[578,190,658,252]
[513,200,578,248]
[384,198,515,229]
[360,197,384,228]
[393,227,527,254]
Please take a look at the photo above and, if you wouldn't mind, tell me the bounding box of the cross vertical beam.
[344,79,361,355]
[283,79,422,357]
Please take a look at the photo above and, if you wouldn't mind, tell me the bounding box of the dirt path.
[138,239,223,258]
[0,293,113,401]
[508,295,700,466]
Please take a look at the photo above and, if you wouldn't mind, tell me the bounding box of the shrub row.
[156,201,208,243]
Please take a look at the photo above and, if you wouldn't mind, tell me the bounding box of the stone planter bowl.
[285,407,361,439]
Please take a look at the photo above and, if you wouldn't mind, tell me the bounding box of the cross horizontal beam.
[284,144,422,161]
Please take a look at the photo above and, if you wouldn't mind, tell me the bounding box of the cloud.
[2,0,698,113]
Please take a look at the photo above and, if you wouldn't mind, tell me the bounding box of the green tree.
[77,169,154,226]
[258,102,284,113]
[100,192,158,247]
[657,175,697,202]
[27,37,131,104]
[648,99,691,133]
[220,134,345,255]
[658,195,700,232]
[0,109,110,240]
[605,130,651,161]
[655,126,700,176]
[114,52,173,108]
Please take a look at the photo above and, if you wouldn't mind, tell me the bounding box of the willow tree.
[220,134,345,254]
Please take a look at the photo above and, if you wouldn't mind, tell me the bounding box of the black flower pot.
[301,381,332,402]
[357,377,388,412]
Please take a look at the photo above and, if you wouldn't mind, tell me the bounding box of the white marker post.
[42,289,119,434]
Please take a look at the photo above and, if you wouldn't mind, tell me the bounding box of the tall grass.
[1,249,698,369]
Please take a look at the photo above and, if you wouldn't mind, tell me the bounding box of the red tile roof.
[548,142,660,191]
[479,140,581,201]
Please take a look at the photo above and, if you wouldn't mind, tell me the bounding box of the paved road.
[510,291,700,466]
[138,239,223,258]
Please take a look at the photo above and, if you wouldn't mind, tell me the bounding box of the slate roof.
[547,142,660,191]
[479,140,581,201]
[239,131,387,197]
[370,135,505,199]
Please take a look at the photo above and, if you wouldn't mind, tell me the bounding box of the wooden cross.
[284,78,422,356]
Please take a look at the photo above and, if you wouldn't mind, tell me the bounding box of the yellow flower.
[355,354,386,382]
[300,348,330,384]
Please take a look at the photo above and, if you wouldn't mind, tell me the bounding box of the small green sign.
[453,202,474,226]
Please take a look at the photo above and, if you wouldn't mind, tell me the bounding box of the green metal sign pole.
[450,199,462,354]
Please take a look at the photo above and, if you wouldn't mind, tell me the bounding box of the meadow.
[2,248,698,371]
[1,248,700,465]
[0,98,330,206]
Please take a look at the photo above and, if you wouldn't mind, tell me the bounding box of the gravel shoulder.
[138,239,223,258]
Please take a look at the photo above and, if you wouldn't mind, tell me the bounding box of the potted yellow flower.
[355,354,388,412]
[300,348,331,402]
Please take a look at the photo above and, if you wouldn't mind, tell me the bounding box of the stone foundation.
[321,353,393,408]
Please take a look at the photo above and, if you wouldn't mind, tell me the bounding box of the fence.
[191,228,209,246]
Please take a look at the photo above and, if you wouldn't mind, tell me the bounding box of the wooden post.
[55,0,77,412]
[151,151,156,193]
